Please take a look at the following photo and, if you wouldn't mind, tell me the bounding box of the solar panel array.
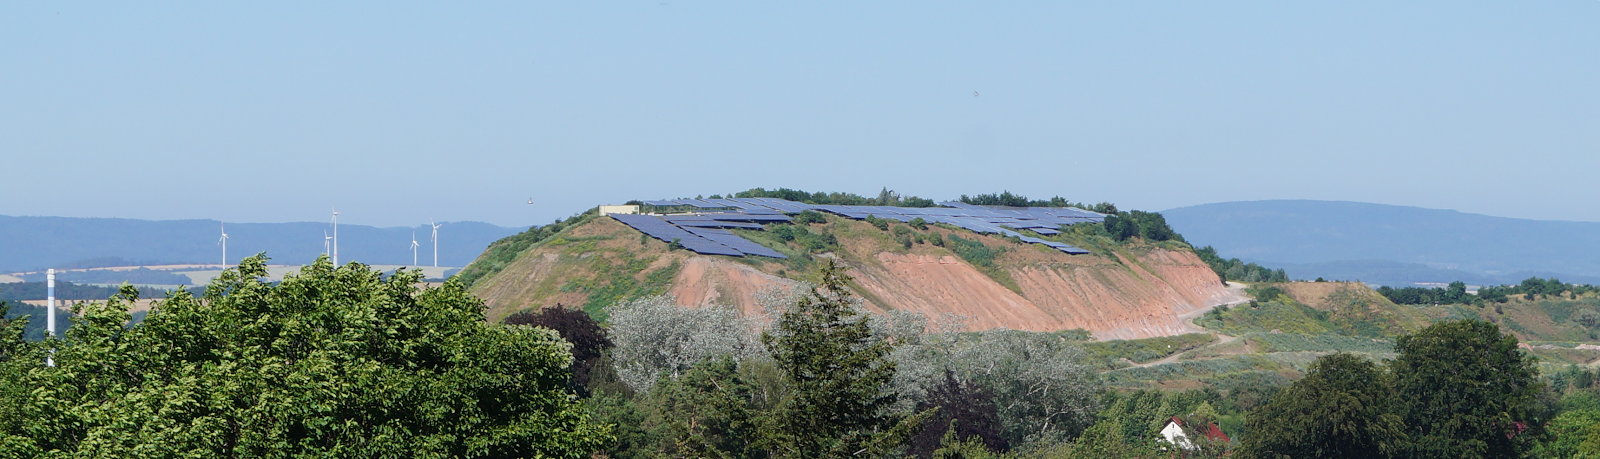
[627,197,1105,257]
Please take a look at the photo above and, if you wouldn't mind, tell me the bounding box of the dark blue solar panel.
[760,198,816,213]
[626,200,1099,257]
[674,220,765,230]
[684,227,788,259]
[723,198,785,213]
[811,205,860,218]
[680,238,745,256]
[702,198,740,207]
[706,213,792,223]
[938,201,983,210]
[611,214,744,257]
[673,199,722,208]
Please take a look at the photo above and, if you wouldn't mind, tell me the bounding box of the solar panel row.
[612,214,794,258]
[611,214,745,257]
[684,227,789,259]
[671,220,765,230]
[637,197,1103,257]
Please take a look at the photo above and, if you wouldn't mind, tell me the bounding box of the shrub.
[865,215,891,231]
[793,210,827,224]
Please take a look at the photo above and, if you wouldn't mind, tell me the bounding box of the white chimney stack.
[46,268,56,367]
[46,269,56,338]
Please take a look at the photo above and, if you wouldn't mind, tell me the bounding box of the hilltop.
[461,191,1245,339]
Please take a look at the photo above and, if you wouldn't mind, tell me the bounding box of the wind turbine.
[430,219,444,267]
[218,222,229,265]
[331,208,340,265]
[410,231,420,267]
[323,230,332,258]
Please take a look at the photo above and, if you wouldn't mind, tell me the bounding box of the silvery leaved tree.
[893,328,1100,451]
[606,295,762,392]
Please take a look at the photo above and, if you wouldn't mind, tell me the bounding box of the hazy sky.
[4,2,1596,228]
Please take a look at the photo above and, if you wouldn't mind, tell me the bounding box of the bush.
[793,210,827,224]
[1195,246,1289,284]
[865,215,891,231]
[771,224,840,253]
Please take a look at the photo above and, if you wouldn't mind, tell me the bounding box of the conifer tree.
[761,259,925,458]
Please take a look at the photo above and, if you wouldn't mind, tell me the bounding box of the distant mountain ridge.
[1162,200,1600,285]
[0,215,522,272]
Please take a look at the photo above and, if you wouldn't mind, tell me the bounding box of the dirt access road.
[1126,282,1254,369]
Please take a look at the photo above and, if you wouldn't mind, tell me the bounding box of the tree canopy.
[1235,353,1406,459]
[1392,320,1543,459]
[0,255,610,458]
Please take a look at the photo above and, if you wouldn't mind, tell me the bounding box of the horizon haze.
[2,2,1596,227]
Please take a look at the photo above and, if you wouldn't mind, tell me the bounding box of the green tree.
[1533,409,1600,459]
[1234,353,1406,459]
[647,356,763,458]
[0,255,610,458]
[1391,320,1542,459]
[1059,419,1164,459]
[760,259,924,458]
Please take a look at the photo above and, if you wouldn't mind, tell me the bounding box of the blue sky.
[3,2,1596,227]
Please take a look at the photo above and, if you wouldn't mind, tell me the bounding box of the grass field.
[1091,283,1600,391]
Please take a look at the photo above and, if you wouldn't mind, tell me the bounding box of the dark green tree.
[792,210,828,224]
[1391,320,1542,459]
[1234,353,1406,459]
[647,356,763,458]
[760,259,925,458]
[909,371,1007,459]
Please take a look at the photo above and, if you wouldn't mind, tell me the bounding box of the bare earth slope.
[469,214,1243,339]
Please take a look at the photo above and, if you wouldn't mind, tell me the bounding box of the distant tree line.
[1377,277,1599,305]
[958,191,1118,214]
[733,187,937,207]
[0,302,74,342]
[0,281,126,302]
[1194,246,1290,284]
[1101,211,1183,243]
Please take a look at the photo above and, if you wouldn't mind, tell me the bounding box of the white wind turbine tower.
[331,208,341,265]
[430,219,444,268]
[410,231,420,267]
[324,231,332,258]
[218,222,229,265]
